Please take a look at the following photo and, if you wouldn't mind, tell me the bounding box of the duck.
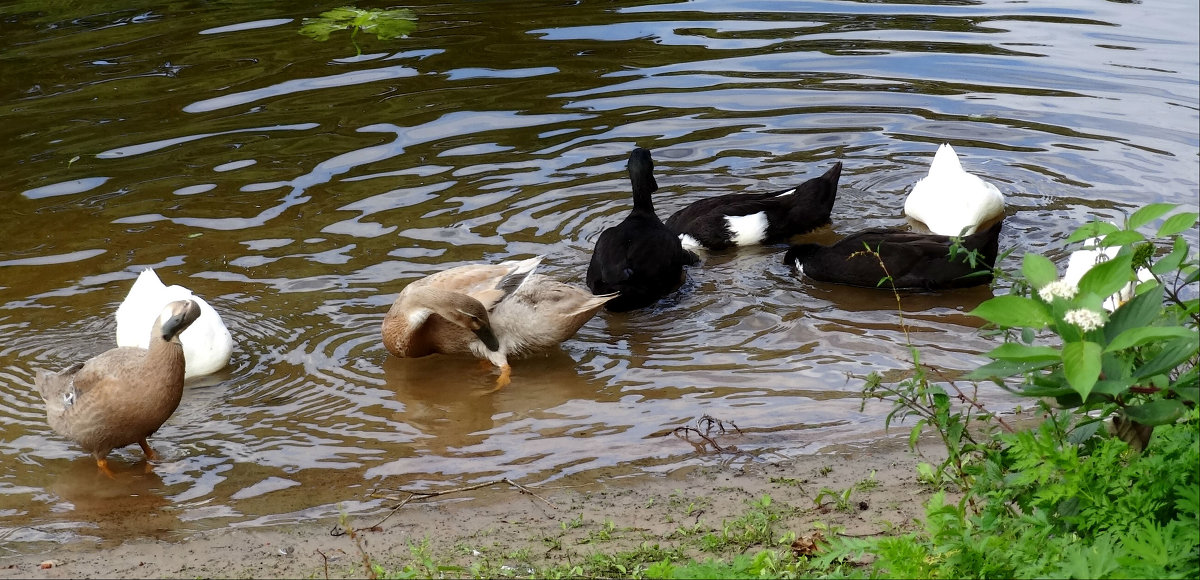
[586,147,700,311]
[36,299,201,477]
[783,219,1004,290]
[665,161,843,251]
[115,268,234,379]
[1063,235,1155,312]
[382,256,616,389]
[903,143,1005,236]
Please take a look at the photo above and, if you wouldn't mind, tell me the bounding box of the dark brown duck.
[36,299,201,477]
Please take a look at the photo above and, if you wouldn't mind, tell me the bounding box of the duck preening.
[783,219,1004,290]
[37,299,201,477]
[115,268,233,379]
[666,161,843,250]
[382,256,615,389]
[586,147,700,312]
[903,143,1005,236]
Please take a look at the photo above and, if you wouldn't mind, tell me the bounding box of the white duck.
[904,143,1005,236]
[1063,236,1155,312]
[115,268,234,378]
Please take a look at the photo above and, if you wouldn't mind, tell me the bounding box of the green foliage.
[700,495,791,553]
[843,203,1200,580]
[969,206,1199,433]
[299,6,417,55]
[846,417,1200,579]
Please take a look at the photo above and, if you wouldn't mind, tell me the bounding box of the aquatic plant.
[299,6,417,56]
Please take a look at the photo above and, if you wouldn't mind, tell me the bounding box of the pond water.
[1,0,1196,548]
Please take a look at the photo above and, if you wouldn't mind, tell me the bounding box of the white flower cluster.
[1038,279,1079,302]
[1064,308,1105,332]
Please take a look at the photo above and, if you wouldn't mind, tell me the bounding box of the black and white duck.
[666,161,842,251]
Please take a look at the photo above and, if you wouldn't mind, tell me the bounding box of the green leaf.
[1067,221,1119,243]
[1019,382,1076,398]
[1062,341,1102,400]
[969,295,1055,329]
[1127,203,1176,230]
[1103,282,1161,342]
[1157,211,1199,237]
[1090,378,1133,397]
[966,358,1060,381]
[1105,326,1196,353]
[1150,236,1189,275]
[1096,229,1144,247]
[1122,399,1187,426]
[299,6,417,44]
[986,342,1061,362]
[1133,336,1200,379]
[1077,252,1133,300]
[1022,253,1058,289]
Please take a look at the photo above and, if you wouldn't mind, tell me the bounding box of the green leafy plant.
[833,203,1200,580]
[969,204,1198,447]
[299,6,417,55]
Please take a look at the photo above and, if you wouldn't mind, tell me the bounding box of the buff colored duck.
[115,268,233,379]
[382,256,616,389]
[904,143,1005,236]
[37,299,201,477]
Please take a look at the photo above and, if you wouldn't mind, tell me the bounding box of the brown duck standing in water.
[36,299,201,477]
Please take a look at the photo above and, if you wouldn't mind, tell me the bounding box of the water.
[1,0,1196,548]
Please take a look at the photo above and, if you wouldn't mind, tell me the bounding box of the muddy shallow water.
[1,0,1196,549]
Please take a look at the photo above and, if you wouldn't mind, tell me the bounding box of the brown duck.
[36,299,201,477]
[382,256,616,389]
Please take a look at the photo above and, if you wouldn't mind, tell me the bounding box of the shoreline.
[1,431,946,579]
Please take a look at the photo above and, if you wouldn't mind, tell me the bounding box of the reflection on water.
[0,0,1196,549]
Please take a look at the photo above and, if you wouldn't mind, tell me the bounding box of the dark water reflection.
[0,0,1196,547]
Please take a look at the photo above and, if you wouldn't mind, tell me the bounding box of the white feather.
[115,268,234,378]
[678,233,702,250]
[725,212,769,246]
[904,143,1005,236]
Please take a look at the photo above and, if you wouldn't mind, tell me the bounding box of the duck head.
[158,300,202,343]
[628,147,658,195]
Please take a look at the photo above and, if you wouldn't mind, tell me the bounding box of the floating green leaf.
[300,6,417,55]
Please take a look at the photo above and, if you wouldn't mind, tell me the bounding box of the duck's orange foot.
[138,438,159,460]
[486,364,512,393]
[95,457,116,480]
